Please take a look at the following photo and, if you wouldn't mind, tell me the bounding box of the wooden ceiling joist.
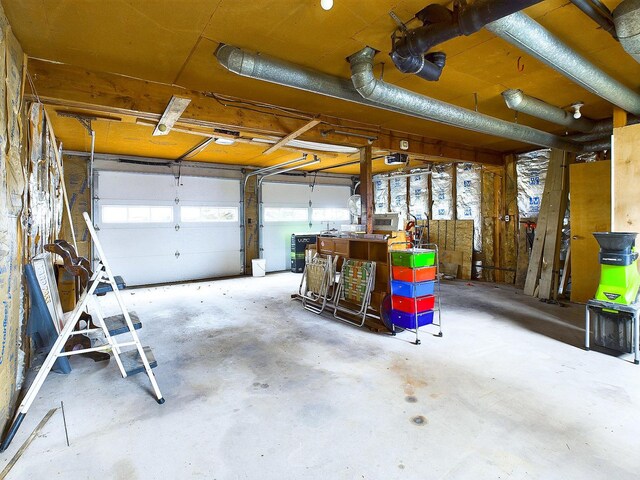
[26,59,504,166]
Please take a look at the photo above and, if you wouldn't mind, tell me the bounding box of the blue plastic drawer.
[390,309,434,329]
[390,280,435,298]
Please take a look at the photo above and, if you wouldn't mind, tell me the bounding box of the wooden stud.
[262,118,321,155]
[360,145,374,234]
[613,106,628,129]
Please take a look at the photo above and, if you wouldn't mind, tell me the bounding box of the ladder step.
[120,346,157,377]
[95,275,126,296]
[104,312,142,336]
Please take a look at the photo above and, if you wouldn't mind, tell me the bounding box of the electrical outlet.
[504,214,510,222]
[399,139,409,150]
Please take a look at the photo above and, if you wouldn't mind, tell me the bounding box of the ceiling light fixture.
[320,0,333,11]
[571,102,584,119]
[214,137,236,145]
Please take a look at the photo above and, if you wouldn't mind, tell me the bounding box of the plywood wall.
[612,124,640,232]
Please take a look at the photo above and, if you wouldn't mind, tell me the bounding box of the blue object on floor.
[390,309,434,329]
[24,265,71,374]
[95,275,126,295]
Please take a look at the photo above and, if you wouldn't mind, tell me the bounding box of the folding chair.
[333,259,376,327]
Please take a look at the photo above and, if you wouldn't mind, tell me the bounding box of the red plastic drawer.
[391,294,435,314]
[392,266,436,282]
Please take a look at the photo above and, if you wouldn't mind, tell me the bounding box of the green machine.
[586,232,640,362]
[593,232,640,305]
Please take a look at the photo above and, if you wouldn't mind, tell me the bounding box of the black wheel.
[436,332,443,337]
[157,397,166,405]
[635,360,639,365]
[415,339,421,345]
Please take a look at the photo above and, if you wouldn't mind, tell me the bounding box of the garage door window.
[312,207,350,222]
[101,205,173,223]
[264,207,308,222]
[180,206,238,222]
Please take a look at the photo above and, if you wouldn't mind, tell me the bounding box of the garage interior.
[1,0,640,478]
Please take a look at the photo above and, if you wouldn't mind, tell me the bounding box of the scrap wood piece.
[523,148,564,296]
[152,95,191,136]
[538,150,571,300]
[0,408,58,479]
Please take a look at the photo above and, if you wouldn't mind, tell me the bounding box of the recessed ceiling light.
[214,137,235,145]
[320,0,333,10]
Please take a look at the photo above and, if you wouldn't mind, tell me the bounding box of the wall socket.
[399,139,409,150]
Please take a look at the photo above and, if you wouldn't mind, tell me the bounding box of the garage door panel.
[98,227,176,258]
[97,172,176,201]
[97,171,241,285]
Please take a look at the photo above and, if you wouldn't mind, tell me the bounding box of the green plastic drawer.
[390,249,436,268]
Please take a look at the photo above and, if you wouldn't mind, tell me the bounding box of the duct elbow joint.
[390,51,446,81]
[502,89,525,110]
[215,44,253,76]
[348,48,379,97]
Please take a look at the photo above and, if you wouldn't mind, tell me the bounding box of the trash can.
[252,259,266,277]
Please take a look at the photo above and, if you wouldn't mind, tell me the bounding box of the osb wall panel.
[424,219,474,280]
[612,124,640,232]
[503,156,518,285]
[481,170,495,282]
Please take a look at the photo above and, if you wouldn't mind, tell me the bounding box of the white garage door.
[262,182,351,272]
[95,171,241,285]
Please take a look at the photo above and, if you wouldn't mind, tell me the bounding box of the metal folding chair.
[299,254,337,314]
[333,259,376,327]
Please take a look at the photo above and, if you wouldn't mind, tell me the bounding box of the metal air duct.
[486,12,640,116]
[391,0,543,80]
[502,89,598,132]
[613,0,640,63]
[215,44,597,152]
[348,47,580,151]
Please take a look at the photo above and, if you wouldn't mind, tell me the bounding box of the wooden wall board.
[570,161,611,303]
[538,150,571,300]
[503,155,519,285]
[423,219,473,280]
[612,124,640,232]
[523,149,565,296]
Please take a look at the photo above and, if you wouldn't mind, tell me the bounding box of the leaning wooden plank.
[559,245,571,296]
[538,150,570,300]
[523,149,563,296]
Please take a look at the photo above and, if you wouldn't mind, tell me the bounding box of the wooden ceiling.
[6,0,638,174]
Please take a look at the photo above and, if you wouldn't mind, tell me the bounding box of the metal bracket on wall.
[57,111,95,135]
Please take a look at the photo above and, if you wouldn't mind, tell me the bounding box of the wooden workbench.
[317,232,407,329]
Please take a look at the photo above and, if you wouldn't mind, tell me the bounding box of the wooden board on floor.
[570,161,611,303]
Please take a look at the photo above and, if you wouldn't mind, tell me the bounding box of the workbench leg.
[585,305,590,351]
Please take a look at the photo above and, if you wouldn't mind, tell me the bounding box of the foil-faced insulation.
[516,149,549,219]
[431,163,453,220]
[373,175,389,213]
[389,174,408,226]
[456,163,482,251]
[409,169,430,220]
[576,151,597,162]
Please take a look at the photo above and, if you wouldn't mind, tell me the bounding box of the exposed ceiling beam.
[153,95,191,136]
[26,58,504,165]
[262,118,321,155]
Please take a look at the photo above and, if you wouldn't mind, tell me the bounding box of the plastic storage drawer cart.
[389,246,442,344]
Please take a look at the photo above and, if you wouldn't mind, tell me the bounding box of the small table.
[585,299,640,364]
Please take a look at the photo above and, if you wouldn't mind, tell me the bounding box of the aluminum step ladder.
[0,212,164,452]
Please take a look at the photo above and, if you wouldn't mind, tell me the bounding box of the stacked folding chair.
[298,254,338,314]
[333,259,376,327]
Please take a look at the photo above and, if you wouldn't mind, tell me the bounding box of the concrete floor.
[2,273,640,479]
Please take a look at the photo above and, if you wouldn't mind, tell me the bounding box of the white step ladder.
[0,212,164,452]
